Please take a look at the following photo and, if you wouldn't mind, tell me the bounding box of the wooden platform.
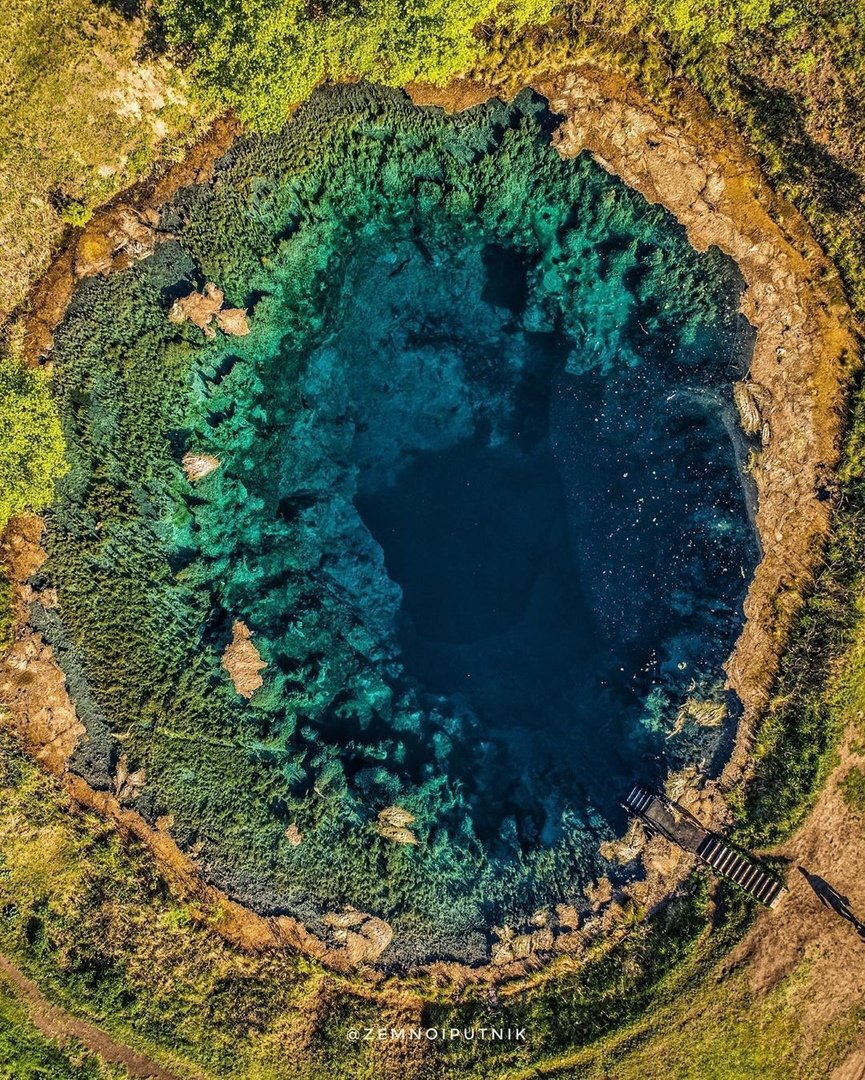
[623,783,786,908]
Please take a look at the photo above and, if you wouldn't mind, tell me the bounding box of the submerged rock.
[221,620,266,699]
[670,696,727,738]
[376,806,419,845]
[182,452,221,481]
[733,380,765,436]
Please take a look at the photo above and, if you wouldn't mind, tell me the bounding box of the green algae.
[41,85,754,964]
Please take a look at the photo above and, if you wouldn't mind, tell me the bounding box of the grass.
[0,726,856,1080]
[0,975,115,1079]
[1,0,206,318]
[664,1,865,315]
[841,767,865,817]
[154,0,557,129]
[0,344,67,533]
[511,968,864,1079]
[734,384,865,846]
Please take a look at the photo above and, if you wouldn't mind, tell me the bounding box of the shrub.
[0,351,67,533]
[156,0,556,128]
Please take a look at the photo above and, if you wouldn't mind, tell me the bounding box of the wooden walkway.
[624,783,786,908]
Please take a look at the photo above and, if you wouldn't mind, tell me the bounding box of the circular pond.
[41,85,758,964]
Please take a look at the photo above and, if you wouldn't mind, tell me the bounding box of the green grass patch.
[0,348,67,534]
[0,975,113,1080]
[841,766,865,817]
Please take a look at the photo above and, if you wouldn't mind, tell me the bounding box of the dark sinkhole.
[346,239,757,850]
[44,84,759,962]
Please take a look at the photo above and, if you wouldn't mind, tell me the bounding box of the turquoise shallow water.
[44,85,757,963]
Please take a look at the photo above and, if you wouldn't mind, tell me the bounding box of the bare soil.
[0,952,190,1079]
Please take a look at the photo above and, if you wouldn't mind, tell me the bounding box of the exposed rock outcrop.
[114,753,146,805]
[0,634,85,775]
[73,207,163,279]
[323,908,394,964]
[168,282,223,332]
[215,306,251,336]
[168,282,250,338]
[0,515,84,775]
[733,380,767,436]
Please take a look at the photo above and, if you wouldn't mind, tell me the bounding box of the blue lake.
[47,86,760,961]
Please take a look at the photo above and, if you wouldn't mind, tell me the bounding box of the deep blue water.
[353,246,757,846]
[47,85,762,956]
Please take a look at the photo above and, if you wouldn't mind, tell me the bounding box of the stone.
[216,308,250,336]
[376,806,418,844]
[221,620,266,699]
[182,452,221,482]
[168,282,224,331]
[168,284,249,337]
[324,908,393,963]
[733,381,765,435]
[114,753,146,804]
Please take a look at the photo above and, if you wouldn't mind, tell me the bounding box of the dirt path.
[0,953,192,1079]
[834,1040,865,1080]
[729,732,865,1069]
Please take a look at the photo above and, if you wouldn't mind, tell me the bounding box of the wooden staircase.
[695,835,785,908]
[623,783,786,908]
[623,783,654,817]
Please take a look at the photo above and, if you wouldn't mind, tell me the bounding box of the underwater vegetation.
[41,85,755,964]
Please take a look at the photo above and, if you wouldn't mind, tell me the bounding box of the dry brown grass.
[1,0,207,318]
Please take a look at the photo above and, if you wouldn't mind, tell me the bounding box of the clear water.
[46,86,758,962]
